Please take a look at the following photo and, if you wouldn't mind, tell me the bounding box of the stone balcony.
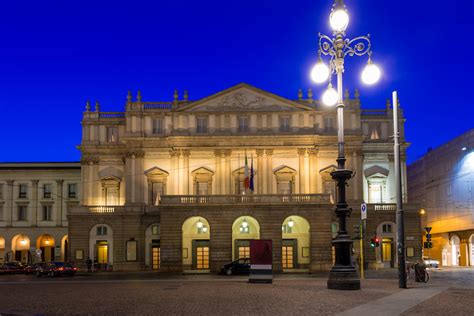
[70,194,332,215]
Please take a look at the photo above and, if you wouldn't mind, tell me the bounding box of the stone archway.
[376,222,397,268]
[11,234,31,263]
[282,216,310,271]
[89,224,113,270]
[182,216,210,271]
[450,235,460,266]
[469,235,474,266]
[232,216,260,261]
[0,236,5,264]
[36,234,55,262]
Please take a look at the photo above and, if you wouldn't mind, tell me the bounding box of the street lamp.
[310,0,381,290]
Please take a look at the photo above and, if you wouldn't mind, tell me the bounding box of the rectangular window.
[42,205,52,221]
[324,117,334,132]
[18,206,27,221]
[68,183,77,199]
[278,182,292,195]
[19,184,28,199]
[152,118,164,134]
[43,184,52,199]
[151,225,160,236]
[150,182,164,205]
[196,117,208,133]
[97,226,108,236]
[197,182,208,195]
[106,127,118,142]
[126,240,137,261]
[279,116,291,132]
[238,116,249,133]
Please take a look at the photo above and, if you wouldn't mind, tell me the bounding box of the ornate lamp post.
[310,0,381,290]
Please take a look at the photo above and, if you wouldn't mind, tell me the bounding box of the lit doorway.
[282,216,310,271]
[232,216,260,261]
[37,235,55,262]
[450,235,460,266]
[182,216,210,271]
[382,238,394,268]
[152,246,160,270]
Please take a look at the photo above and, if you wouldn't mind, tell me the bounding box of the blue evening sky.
[0,0,472,163]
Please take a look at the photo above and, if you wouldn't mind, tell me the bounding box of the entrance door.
[234,240,250,260]
[193,240,210,270]
[97,242,108,269]
[152,246,160,270]
[40,247,54,262]
[382,238,394,268]
[282,239,297,269]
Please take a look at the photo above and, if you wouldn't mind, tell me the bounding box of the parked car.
[221,258,250,275]
[24,262,47,274]
[423,256,439,268]
[0,262,25,275]
[36,262,77,277]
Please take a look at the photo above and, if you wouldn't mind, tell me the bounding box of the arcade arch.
[182,217,210,271]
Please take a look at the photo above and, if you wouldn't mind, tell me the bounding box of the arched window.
[382,224,392,233]
[96,225,108,236]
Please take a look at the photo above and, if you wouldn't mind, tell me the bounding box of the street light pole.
[310,0,381,290]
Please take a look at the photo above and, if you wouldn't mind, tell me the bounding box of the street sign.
[424,226,432,234]
[361,203,367,220]
[426,234,432,239]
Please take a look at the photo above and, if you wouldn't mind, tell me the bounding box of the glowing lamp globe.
[330,8,349,32]
[361,62,381,85]
[197,220,203,228]
[322,85,339,106]
[288,219,294,227]
[310,61,330,84]
[242,219,248,228]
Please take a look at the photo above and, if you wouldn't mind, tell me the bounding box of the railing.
[143,102,173,111]
[361,110,388,116]
[99,112,126,118]
[88,206,116,213]
[160,194,331,205]
[371,204,397,211]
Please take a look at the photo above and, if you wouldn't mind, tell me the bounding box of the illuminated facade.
[67,83,421,272]
[0,163,80,264]
[408,129,474,266]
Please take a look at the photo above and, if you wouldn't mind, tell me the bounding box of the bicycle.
[406,261,430,283]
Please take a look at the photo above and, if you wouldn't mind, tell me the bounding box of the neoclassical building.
[408,129,474,267]
[67,83,421,272]
[0,163,80,264]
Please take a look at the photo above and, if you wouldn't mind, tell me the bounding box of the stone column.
[256,149,264,194]
[6,180,13,226]
[214,149,222,194]
[56,180,64,227]
[309,149,317,193]
[220,151,226,194]
[178,151,184,195]
[31,180,39,227]
[125,154,132,203]
[298,148,306,194]
[224,150,232,194]
[170,150,179,195]
[183,150,190,195]
[91,159,100,205]
[266,149,274,194]
[134,151,145,204]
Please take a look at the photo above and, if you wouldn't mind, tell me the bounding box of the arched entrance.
[11,234,31,263]
[450,235,460,266]
[232,216,260,260]
[470,235,474,266]
[182,217,210,271]
[61,235,69,262]
[0,236,5,264]
[282,216,310,271]
[377,222,396,268]
[145,224,160,270]
[90,224,113,271]
[36,235,55,262]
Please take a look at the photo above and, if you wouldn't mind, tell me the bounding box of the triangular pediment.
[178,83,313,112]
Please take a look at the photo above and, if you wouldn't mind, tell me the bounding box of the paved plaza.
[0,268,472,315]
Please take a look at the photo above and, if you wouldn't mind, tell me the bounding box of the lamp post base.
[327,267,361,290]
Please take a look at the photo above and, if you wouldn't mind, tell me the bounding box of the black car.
[221,258,250,275]
[36,262,77,277]
[0,262,25,275]
[24,262,47,274]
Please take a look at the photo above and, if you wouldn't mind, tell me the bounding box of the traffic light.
[424,229,433,249]
[370,236,380,248]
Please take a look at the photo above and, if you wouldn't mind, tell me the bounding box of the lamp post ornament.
[310,0,381,290]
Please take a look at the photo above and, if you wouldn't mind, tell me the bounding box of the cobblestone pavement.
[0,268,472,315]
[0,277,399,316]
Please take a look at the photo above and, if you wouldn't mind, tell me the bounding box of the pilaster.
[56,179,64,227]
[266,149,274,194]
[298,148,306,193]
[256,149,264,194]
[31,180,39,227]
